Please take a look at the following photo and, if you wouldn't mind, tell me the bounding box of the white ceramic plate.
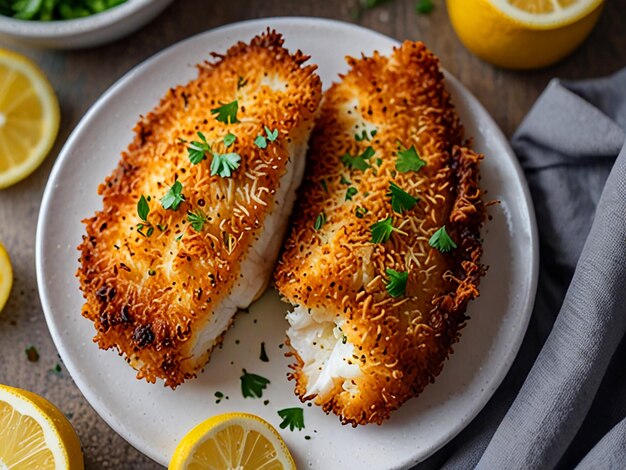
[36,18,538,469]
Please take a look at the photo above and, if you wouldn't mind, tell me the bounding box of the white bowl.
[0,0,174,49]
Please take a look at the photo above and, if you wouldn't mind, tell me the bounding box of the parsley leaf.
[254,135,267,149]
[265,126,279,142]
[210,152,241,178]
[340,175,351,185]
[396,145,426,173]
[187,132,211,165]
[429,226,458,253]
[416,0,434,14]
[161,181,185,211]
[355,206,368,218]
[385,268,408,298]
[50,363,62,375]
[137,195,149,221]
[277,407,305,431]
[388,182,419,213]
[320,179,328,193]
[223,132,236,147]
[314,212,326,230]
[187,209,208,232]
[370,217,395,243]
[345,187,358,201]
[211,100,239,124]
[240,369,270,398]
[341,146,376,171]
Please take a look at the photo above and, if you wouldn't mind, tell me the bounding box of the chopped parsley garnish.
[314,212,326,230]
[187,132,211,165]
[148,269,156,276]
[187,209,208,232]
[396,145,426,173]
[385,268,408,298]
[388,182,419,213]
[137,195,149,221]
[355,206,368,218]
[260,342,269,362]
[161,181,185,211]
[50,363,62,375]
[370,217,397,243]
[211,100,239,124]
[340,175,351,185]
[25,346,39,362]
[320,179,328,193]
[341,146,375,171]
[277,407,305,431]
[174,233,184,242]
[376,158,383,166]
[215,391,226,403]
[345,187,358,201]
[137,224,154,238]
[416,0,434,14]
[255,126,279,148]
[429,226,458,253]
[355,128,377,142]
[157,223,167,232]
[265,126,279,142]
[254,135,267,149]
[210,152,241,178]
[240,369,270,398]
[223,132,236,147]
[237,76,248,89]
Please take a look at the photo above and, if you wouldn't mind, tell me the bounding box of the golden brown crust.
[274,41,485,425]
[77,30,321,388]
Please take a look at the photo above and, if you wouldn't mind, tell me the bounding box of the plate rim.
[36,16,539,468]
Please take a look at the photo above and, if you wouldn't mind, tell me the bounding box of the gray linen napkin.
[418,68,626,469]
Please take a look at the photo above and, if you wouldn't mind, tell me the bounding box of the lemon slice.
[0,384,83,469]
[169,413,296,470]
[0,49,60,189]
[0,241,11,313]
[492,0,603,25]
[446,0,605,69]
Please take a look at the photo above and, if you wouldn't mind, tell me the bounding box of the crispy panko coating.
[274,41,485,425]
[77,30,322,388]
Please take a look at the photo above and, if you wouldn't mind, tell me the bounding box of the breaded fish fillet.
[77,31,322,387]
[274,41,485,425]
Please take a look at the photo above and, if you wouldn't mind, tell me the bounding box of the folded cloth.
[418,67,626,469]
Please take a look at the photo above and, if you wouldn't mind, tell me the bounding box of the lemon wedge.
[0,240,12,314]
[0,384,83,469]
[0,49,60,189]
[169,413,296,470]
[446,0,605,69]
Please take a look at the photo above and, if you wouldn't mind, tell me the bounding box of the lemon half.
[169,413,296,470]
[0,49,60,189]
[447,0,605,69]
[0,384,83,469]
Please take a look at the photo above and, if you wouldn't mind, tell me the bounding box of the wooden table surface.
[0,0,624,468]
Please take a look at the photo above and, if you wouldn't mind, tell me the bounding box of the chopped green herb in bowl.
[0,0,128,21]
